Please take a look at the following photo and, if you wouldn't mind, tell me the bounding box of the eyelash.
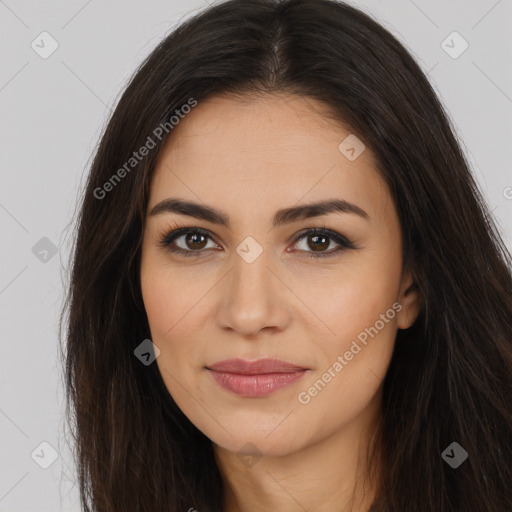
[156,223,355,260]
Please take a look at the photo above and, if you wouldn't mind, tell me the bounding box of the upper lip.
[206,358,308,374]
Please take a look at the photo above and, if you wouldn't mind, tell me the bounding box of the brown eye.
[305,233,330,252]
[183,232,208,250]
[291,228,355,259]
[159,226,354,260]
[159,228,218,257]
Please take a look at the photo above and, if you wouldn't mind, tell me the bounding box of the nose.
[215,248,292,338]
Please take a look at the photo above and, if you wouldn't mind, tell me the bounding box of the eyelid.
[157,223,355,258]
[290,227,355,258]
[157,225,218,257]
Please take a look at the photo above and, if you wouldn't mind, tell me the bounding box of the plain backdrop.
[0,1,511,510]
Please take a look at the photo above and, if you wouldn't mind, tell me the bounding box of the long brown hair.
[60,0,512,510]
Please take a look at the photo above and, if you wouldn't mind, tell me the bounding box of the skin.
[140,93,421,512]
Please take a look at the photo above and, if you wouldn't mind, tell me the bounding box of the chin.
[216,432,303,459]
[204,416,309,458]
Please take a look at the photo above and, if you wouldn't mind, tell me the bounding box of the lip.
[206,358,309,397]
[207,358,307,374]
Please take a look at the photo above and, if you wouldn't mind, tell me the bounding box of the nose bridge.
[216,237,290,335]
[229,239,275,304]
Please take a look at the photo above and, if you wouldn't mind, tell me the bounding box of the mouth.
[206,358,309,397]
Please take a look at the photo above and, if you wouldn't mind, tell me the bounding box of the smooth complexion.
[140,93,421,512]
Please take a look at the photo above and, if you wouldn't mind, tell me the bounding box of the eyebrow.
[148,197,369,228]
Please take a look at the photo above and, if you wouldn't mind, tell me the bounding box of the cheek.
[140,258,202,338]
[299,255,400,348]
[295,313,397,445]
[292,256,400,423]
[140,261,196,377]
[140,257,212,406]
[141,279,177,337]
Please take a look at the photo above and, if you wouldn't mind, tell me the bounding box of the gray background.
[0,1,511,510]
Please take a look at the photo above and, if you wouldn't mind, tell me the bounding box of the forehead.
[149,93,393,225]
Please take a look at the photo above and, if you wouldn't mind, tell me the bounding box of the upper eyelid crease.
[148,197,370,228]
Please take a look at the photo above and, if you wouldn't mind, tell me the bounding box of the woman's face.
[140,93,420,457]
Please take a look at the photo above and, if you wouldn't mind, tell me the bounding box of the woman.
[60,0,512,510]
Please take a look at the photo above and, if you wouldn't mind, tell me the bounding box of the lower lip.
[207,369,307,397]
